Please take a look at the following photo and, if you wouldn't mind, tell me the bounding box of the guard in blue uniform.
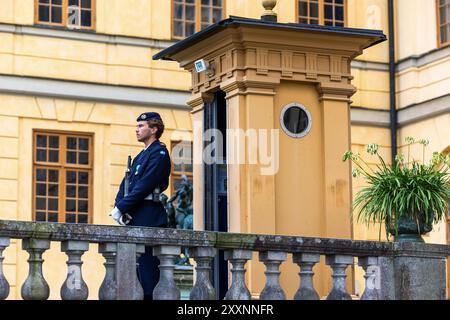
[110,111,171,300]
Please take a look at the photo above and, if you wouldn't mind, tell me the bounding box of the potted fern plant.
[343,137,450,242]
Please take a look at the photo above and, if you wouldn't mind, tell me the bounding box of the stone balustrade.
[0,219,449,300]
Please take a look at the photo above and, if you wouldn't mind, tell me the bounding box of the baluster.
[325,255,353,300]
[21,238,50,300]
[224,249,252,300]
[292,253,320,300]
[60,240,89,300]
[190,247,216,300]
[358,256,380,300]
[115,243,143,300]
[134,244,145,300]
[98,243,117,300]
[0,238,10,300]
[153,245,181,300]
[259,251,287,300]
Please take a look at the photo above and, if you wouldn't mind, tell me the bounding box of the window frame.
[436,0,450,47]
[171,0,226,40]
[32,130,94,224]
[170,140,193,194]
[296,0,347,27]
[34,0,96,31]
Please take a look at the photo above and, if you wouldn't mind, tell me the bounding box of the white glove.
[109,207,132,226]
[109,207,121,221]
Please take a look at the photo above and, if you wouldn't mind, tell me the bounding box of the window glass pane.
[78,214,88,224]
[335,6,344,21]
[49,136,59,148]
[186,0,195,3]
[48,198,58,211]
[213,8,222,23]
[78,172,89,184]
[36,212,46,221]
[335,0,344,4]
[37,183,47,196]
[78,152,89,165]
[441,26,448,43]
[440,7,446,24]
[201,7,211,23]
[36,197,46,210]
[310,19,319,24]
[78,186,88,199]
[36,169,47,181]
[37,135,47,147]
[49,170,59,182]
[67,151,77,164]
[310,3,319,18]
[69,0,79,6]
[48,213,58,222]
[213,0,222,6]
[51,6,62,23]
[48,184,58,197]
[81,10,92,26]
[39,5,50,22]
[81,0,91,9]
[186,22,195,36]
[283,107,309,134]
[299,2,307,17]
[37,149,47,162]
[174,3,183,19]
[202,0,211,5]
[40,0,50,3]
[186,5,195,21]
[173,177,181,190]
[49,150,59,163]
[324,5,333,19]
[335,21,344,27]
[67,137,77,150]
[173,21,183,37]
[66,214,76,223]
[67,185,76,198]
[201,23,209,30]
[325,20,334,26]
[66,199,76,212]
[67,171,77,183]
[78,200,88,213]
[52,0,62,4]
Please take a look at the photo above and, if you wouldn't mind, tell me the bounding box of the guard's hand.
[118,214,132,226]
[109,207,122,224]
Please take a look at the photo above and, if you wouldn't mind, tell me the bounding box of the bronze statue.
[162,175,193,265]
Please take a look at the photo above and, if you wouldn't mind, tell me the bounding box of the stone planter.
[387,212,433,243]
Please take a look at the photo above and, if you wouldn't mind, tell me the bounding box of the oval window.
[280,103,312,138]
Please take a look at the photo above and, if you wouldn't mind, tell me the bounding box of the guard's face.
[136,121,157,142]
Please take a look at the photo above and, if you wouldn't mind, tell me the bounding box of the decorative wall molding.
[0,23,175,49]
[0,75,190,109]
[351,94,450,127]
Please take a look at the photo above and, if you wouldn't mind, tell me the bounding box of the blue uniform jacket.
[115,140,171,227]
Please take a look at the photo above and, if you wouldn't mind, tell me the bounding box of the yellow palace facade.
[0,0,448,299]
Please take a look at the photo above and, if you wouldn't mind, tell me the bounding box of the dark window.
[280,104,312,138]
[438,0,450,46]
[298,0,346,27]
[171,141,193,193]
[36,0,95,30]
[173,0,225,39]
[33,131,93,224]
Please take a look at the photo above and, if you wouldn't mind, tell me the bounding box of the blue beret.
[137,112,162,121]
